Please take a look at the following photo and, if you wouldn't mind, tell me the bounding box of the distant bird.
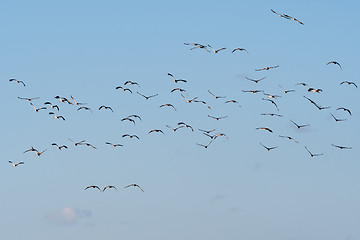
[35,149,47,157]
[271,9,303,24]
[103,185,117,192]
[193,100,211,109]
[137,92,158,100]
[261,113,283,117]
[232,48,248,54]
[49,112,65,121]
[225,100,241,107]
[308,87,322,93]
[168,73,187,83]
[255,65,279,71]
[271,9,284,18]
[83,143,97,149]
[18,97,39,102]
[207,45,226,53]
[115,86,133,93]
[256,127,273,133]
[77,106,92,113]
[340,81,357,88]
[128,114,142,121]
[290,120,309,129]
[69,138,86,146]
[122,134,139,139]
[279,135,298,143]
[85,185,101,191]
[181,94,198,103]
[198,128,216,134]
[260,143,278,151]
[279,85,295,94]
[331,144,352,150]
[303,96,330,110]
[178,122,194,132]
[99,105,113,112]
[242,90,264,94]
[71,96,86,105]
[330,113,346,122]
[171,88,186,93]
[184,43,210,52]
[166,125,184,132]
[124,81,140,87]
[9,79,25,86]
[327,61,342,70]
[305,146,323,157]
[9,161,24,167]
[24,146,38,153]
[54,96,72,104]
[30,103,46,112]
[105,142,123,147]
[124,183,144,192]
[52,143,68,150]
[336,107,351,115]
[246,76,266,83]
[148,129,164,134]
[196,140,213,149]
[262,98,279,111]
[121,117,136,125]
[263,93,281,99]
[44,102,60,111]
[208,90,226,99]
[208,115,228,121]
[295,82,308,87]
[160,103,177,111]
[213,133,229,140]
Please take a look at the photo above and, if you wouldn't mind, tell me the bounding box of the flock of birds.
[7,9,357,193]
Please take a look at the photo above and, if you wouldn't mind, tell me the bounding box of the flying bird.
[71,96,86,105]
[166,125,184,132]
[305,146,323,157]
[160,103,177,111]
[8,161,24,167]
[260,143,278,151]
[327,61,342,70]
[193,100,211,109]
[137,92,158,100]
[331,144,352,150]
[124,183,144,192]
[279,85,295,94]
[177,122,194,132]
[168,73,187,83]
[35,149,47,157]
[207,45,226,53]
[242,90,264,94]
[336,107,351,115]
[121,117,136,125]
[303,96,330,110]
[256,127,273,133]
[68,138,86,146]
[208,90,226,99]
[196,140,213,149]
[52,143,68,150]
[181,94,198,103]
[262,98,279,111]
[124,81,140,87]
[148,129,164,134]
[54,96,72,104]
[44,102,60,111]
[115,86,133,93]
[279,135,298,143]
[290,120,309,129]
[103,185,117,192]
[122,134,139,139]
[105,142,123,147]
[208,115,228,121]
[340,81,357,88]
[308,87,322,93]
[330,113,346,122]
[85,185,101,191]
[198,128,216,134]
[171,88,186,93]
[24,146,37,153]
[255,65,279,71]
[232,48,248,54]
[128,114,142,121]
[246,76,266,83]
[184,43,210,52]
[225,100,241,107]
[18,97,39,102]
[77,106,92,113]
[9,79,26,86]
[261,113,283,117]
[30,103,46,112]
[99,105,113,112]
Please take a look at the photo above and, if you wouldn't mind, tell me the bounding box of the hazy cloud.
[46,206,92,225]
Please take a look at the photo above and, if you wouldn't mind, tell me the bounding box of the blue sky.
[1,1,360,240]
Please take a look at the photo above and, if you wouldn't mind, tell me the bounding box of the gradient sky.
[1,1,360,240]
